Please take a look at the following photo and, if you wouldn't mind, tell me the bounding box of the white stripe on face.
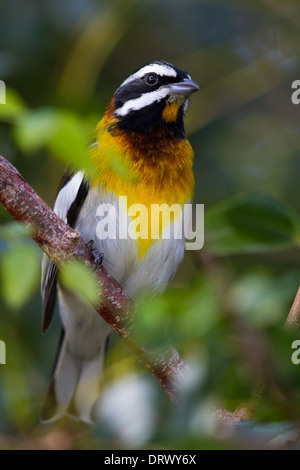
[115,87,170,117]
[119,63,178,88]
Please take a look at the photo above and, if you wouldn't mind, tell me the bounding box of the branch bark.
[0,155,189,404]
[285,286,300,330]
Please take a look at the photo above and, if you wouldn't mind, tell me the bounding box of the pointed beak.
[167,78,200,97]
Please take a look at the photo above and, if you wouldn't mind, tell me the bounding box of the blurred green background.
[0,0,300,450]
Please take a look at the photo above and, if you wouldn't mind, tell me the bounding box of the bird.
[41,60,199,423]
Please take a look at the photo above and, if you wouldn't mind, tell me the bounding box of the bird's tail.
[41,330,107,424]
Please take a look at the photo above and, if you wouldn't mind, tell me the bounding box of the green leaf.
[0,222,33,240]
[205,192,300,255]
[14,108,59,153]
[103,148,132,180]
[0,244,40,310]
[48,111,95,176]
[0,88,27,123]
[58,260,101,307]
[14,107,96,175]
[182,280,220,337]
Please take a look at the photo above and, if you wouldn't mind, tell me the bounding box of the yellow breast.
[89,111,195,257]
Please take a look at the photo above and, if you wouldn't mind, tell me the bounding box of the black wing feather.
[41,262,58,333]
[41,172,90,333]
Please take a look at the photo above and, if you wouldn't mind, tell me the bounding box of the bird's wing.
[41,169,90,333]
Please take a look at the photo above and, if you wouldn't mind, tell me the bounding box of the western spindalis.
[41,60,199,423]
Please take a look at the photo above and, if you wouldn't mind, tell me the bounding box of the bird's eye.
[145,73,159,86]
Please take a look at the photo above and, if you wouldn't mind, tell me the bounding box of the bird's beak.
[167,78,200,97]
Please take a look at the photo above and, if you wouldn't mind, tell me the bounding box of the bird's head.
[109,61,199,138]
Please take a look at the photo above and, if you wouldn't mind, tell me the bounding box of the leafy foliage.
[58,259,102,307]
[0,0,299,450]
[205,193,300,255]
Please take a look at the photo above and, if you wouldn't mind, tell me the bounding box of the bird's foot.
[86,240,104,269]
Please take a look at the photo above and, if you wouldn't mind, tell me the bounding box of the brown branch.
[285,286,300,330]
[0,154,189,404]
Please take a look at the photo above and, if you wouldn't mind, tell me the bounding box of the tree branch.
[0,154,189,404]
[285,286,300,330]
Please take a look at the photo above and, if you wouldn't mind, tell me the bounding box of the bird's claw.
[86,240,104,270]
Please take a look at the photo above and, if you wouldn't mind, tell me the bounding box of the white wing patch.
[53,171,85,222]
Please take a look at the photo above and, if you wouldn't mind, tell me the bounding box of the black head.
[112,61,199,138]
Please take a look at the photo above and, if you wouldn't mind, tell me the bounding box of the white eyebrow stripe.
[119,63,177,88]
[115,87,170,116]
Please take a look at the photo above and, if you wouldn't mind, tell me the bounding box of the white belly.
[74,188,185,298]
[52,174,185,360]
